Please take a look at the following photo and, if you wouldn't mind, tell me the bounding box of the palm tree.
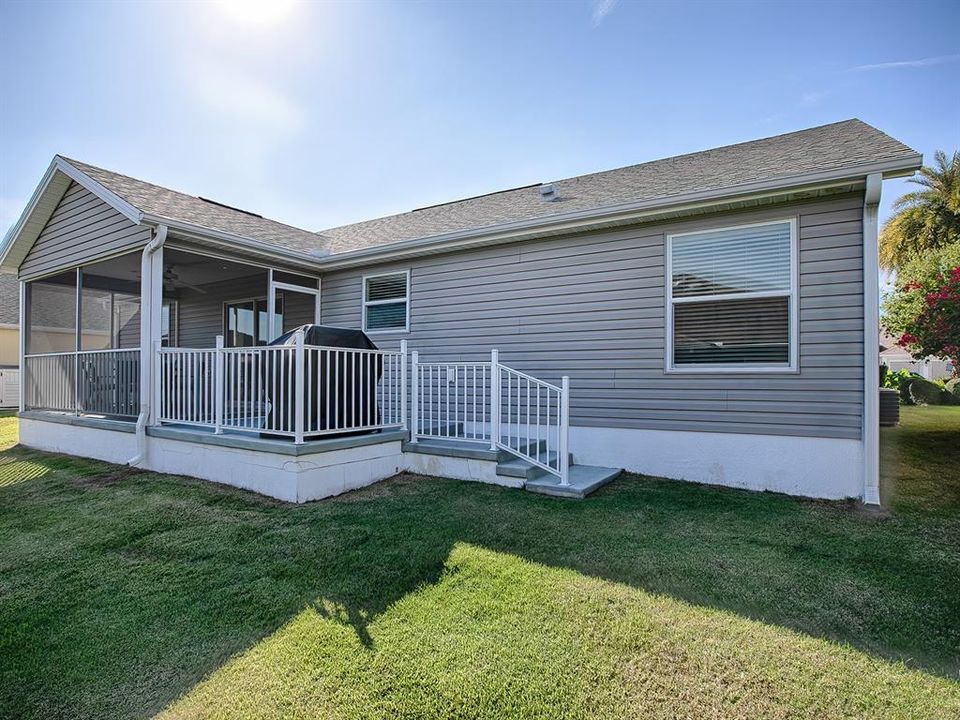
[879,149,960,271]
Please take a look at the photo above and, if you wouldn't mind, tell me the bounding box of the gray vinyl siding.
[320,193,864,440]
[169,275,314,348]
[174,273,268,348]
[19,182,151,279]
[282,292,316,330]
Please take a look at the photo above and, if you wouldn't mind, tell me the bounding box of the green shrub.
[947,377,959,398]
[909,376,960,405]
[882,368,913,390]
[882,369,916,404]
[909,377,939,405]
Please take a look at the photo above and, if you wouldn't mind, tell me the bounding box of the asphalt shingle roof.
[61,158,332,256]
[317,119,917,253]
[0,273,18,325]
[62,119,917,258]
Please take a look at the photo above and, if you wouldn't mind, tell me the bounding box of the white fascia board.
[140,214,328,271]
[0,159,60,270]
[3,152,923,277]
[53,156,143,224]
[314,155,922,270]
[0,156,144,273]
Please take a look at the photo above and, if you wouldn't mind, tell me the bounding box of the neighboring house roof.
[880,332,908,358]
[0,273,18,325]
[1,118,921,273]
[316,119,919,254]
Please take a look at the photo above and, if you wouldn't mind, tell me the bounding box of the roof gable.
[0,156,142,274]
[1,157,330,274]
[61,158,330,256]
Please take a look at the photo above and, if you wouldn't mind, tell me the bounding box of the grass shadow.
[1,408,958,718]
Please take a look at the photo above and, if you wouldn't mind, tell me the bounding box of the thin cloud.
[188,62,304,134]
[800,91,827,107]
[591,0,619,27]
[846,53,960,72]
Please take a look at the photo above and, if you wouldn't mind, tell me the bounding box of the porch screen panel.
[79,253,143,350]
[79,286,112,350]
[26,272,76,354]
[281,291,315,333]
[669,221,794,369]
[113,294,141,349]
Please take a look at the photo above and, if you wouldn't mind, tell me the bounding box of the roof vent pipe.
[539,184,560,202]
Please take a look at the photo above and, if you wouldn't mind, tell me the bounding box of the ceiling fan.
[163,265,208,294]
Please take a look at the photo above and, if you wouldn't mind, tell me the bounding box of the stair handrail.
[494,356,570,485]
[406,346,570,486]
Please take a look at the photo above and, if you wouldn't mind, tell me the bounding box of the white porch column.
[18,280,26,413]
[266,268,276,341]
[489,349,500,451]
[862,173,882,506]
[140,227,166,426]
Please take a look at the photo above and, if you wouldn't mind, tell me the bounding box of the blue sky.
[1,0,958,245]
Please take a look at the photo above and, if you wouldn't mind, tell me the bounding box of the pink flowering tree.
[882,244,960,373]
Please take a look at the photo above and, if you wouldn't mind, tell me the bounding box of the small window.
[363,271,409,332]
[667,219,797,372]
[224,296,283,347]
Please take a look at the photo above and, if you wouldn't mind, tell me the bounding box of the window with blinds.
[667,219,796,371]
[363,271,410,332]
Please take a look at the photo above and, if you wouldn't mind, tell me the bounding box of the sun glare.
[215,0,298,27]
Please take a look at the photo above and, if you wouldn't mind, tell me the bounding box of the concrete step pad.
[496,449,574,477]
[495,456,550,480]
[402,437,499,461]
[524,465,622,499]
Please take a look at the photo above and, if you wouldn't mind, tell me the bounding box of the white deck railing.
[23,339,568,483]
[412,358,492,443]
[23,348,140,417]
[157,331,406,443]
[411,349,570,485]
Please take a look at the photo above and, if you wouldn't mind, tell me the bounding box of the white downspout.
[862,174,882,505]
[128,224,167,467]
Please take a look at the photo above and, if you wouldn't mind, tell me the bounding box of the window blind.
[366,273,408,302]
[669,221,794,369]
[674,296,789,365]
[672,222,791,297]
[364,272,409,331]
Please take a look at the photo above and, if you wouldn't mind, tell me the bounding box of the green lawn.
[0,407,958,719]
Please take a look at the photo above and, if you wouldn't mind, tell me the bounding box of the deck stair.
[402,430,620,499]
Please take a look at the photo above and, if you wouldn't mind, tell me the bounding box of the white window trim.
[161,300,178,347]
[362,269,410,334]
[664,217,799,374]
